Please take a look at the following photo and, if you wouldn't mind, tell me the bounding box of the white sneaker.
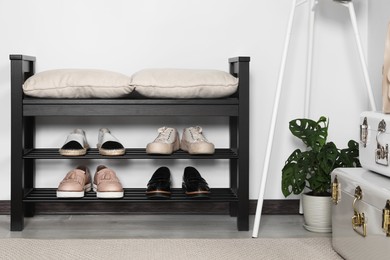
[59,129,89,156]
[180,126,215,154]
[97,128,125,156]
[146,127,180,154]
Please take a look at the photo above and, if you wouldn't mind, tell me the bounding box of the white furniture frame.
[252,0,376,238]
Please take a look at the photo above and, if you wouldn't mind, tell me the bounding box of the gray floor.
[0,215,331,239]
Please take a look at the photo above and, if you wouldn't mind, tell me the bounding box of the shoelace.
[154,127,173,143]
[189,126,208,142]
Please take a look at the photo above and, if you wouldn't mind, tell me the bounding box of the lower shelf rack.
[23,148,238,159]
[24,188,238,203]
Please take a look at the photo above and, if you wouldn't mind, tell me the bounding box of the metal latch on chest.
[331,175,340,205]
[352,186,366,237]
[383,200,390,237]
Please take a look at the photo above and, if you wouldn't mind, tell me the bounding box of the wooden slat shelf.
[23,188,238,203]
[23,148,238,159]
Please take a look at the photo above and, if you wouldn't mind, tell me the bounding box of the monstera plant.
[281,116,361,232]
[282,116,360,197]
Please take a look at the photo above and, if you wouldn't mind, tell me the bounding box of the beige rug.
[0,237,341,260]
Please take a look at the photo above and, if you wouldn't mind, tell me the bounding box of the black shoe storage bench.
[10,55,250,231]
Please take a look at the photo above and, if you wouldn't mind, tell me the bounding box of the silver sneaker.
[97,128,125,156]
[146,127,180,154]
[59,129,89,156]
[180,126,215,154]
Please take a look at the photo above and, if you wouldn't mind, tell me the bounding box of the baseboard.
[256,199,299,215]
[0,201,9,214]
[0,199,299,215]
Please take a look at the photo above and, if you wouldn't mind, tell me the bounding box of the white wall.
[0,0,372,201]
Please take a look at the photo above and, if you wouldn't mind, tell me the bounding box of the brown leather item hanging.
[383,23,390,113]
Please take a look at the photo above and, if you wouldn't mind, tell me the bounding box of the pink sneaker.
[93,165,124,198]
[56,166,92,198]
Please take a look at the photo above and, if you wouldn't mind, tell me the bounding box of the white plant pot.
[302,193,332,233]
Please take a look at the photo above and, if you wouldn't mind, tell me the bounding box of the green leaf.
[288,116,328,152]
[281,149,311,197]
[317,142,338,174]
[282,116,361,197]
[335,140,361,167]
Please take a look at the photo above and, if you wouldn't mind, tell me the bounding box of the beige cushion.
[23,69,133,98]
[130,69,238,98]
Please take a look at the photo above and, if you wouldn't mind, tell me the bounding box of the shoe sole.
[180,140,215,155]
[93,184,124,198]
[185,191,210,199]
[98,148,126,156]
[59,148,88,156]
[56,183,92,198]
[145,190,171,199]
[146,138,180,155]
[96,191,124,198]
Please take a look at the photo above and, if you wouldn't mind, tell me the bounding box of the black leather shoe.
[182,166,210,199]
[146,166,171,199]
